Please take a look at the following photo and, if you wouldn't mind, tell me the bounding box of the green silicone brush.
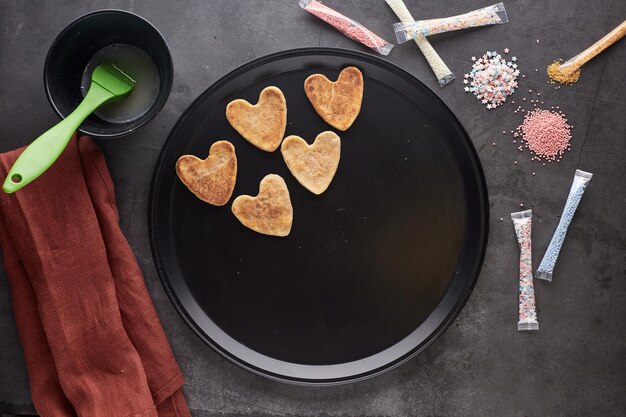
[3,62,135,193]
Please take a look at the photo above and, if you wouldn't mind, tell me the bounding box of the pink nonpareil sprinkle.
[516,109,572,161]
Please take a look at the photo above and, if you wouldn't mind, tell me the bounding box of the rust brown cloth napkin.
[0,134,191,417]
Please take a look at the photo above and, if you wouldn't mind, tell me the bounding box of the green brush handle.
[3,83,113,193]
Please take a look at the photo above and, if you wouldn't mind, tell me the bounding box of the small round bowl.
[44,10,173,138]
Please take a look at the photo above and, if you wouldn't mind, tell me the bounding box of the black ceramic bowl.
[44,10,173,138]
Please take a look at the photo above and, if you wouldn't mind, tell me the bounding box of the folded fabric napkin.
[0,134,191,417]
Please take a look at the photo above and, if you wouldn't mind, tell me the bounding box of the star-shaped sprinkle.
[504,48,510,54]
[512,56,517,61]
[465,50,519,109]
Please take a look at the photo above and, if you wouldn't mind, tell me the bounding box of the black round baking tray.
[149,47,489,385]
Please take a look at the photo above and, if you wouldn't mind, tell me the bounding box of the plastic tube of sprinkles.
[385,0,455,86]
[536,170,593,281]
[511,209,539,331]
[299,0,394,56]
[394,3,508,42]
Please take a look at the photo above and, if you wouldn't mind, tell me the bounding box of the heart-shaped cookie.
[231,174,293,237]
[281,131,341,195]
[176,140,237,206]
[304,66,363,131]
[226,86,287,152]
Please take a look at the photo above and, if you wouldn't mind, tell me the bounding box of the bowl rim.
[43,9,174,139]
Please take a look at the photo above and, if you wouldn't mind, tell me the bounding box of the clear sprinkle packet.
[300,0,394,56]
[511,209,539,331]
[384,0,455,86]
[394,3,509,43]
[536,169,593,282]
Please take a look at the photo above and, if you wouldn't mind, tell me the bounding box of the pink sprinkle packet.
[300,0,394,55]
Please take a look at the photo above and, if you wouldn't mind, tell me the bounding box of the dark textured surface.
[0,1,625,416]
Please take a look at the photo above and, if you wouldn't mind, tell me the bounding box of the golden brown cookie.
[281,131,341,195]
[231,174,293,237]
[176,140,237,206]
[304,66,363,131]
[226,86,287,152]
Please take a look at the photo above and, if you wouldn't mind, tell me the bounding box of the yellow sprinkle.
[547,60,581,84]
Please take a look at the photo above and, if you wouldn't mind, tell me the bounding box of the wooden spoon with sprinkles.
[547,19,626,84]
